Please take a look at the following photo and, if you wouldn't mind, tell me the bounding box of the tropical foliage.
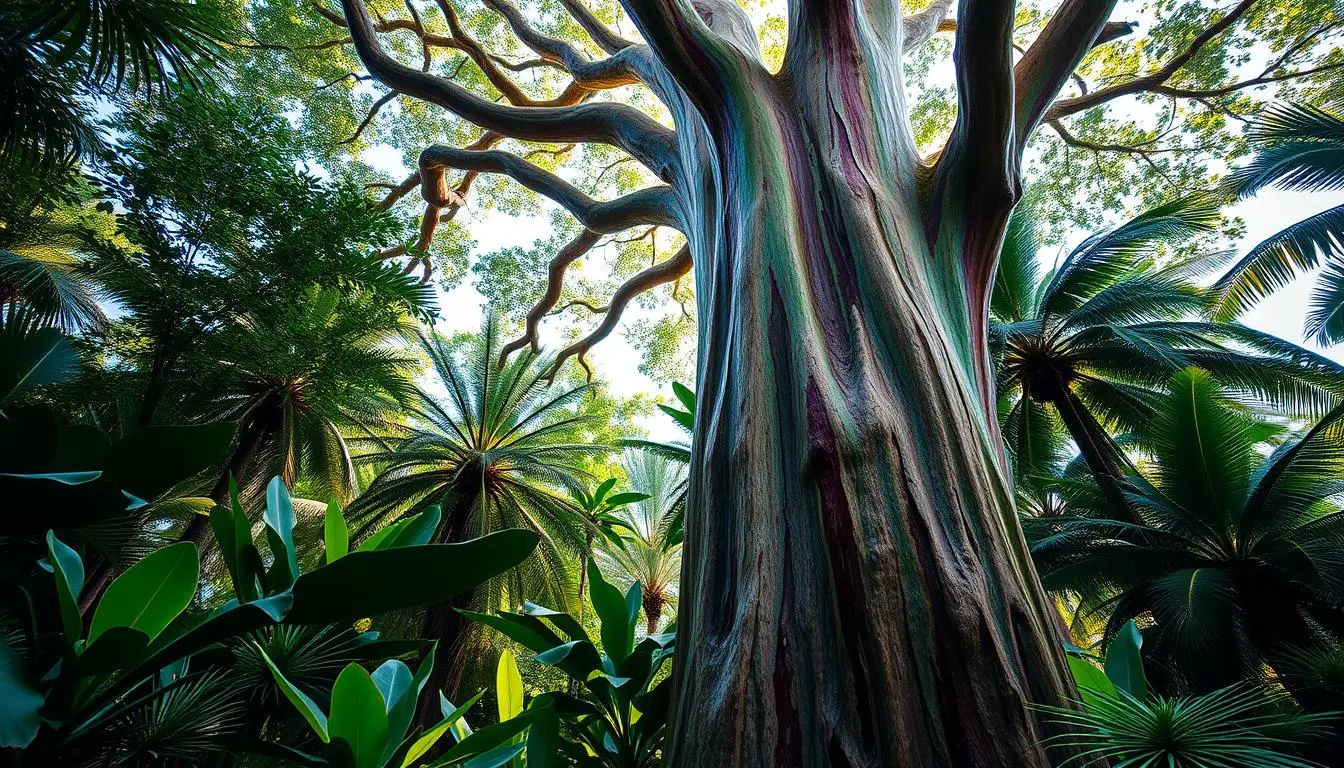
[4,0,1344,765]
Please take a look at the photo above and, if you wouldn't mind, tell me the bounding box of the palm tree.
[349,320,606,708]
[183,285,418,510]
[569,477,649,622]
[1210,104,1344,344]
[993,195,1344,518]
[598,449,687,635]
[1,0,229,169]
[1024,368,1344,694]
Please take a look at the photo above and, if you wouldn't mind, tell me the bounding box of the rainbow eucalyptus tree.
[323,0,1336,764]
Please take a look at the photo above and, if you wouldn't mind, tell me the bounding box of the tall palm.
[350,321,606,708]
[185,285,418,509]
[1025,368,1344,695]
[993,195,1344,517]
[1211,104,1344,344]
[598,449,687,635]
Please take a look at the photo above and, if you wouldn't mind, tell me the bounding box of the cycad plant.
[350,321,607,705]
[1025,368,1344,694]
[1211,104,1344,344]
[598,449,687,634]
[993,195,1344,516]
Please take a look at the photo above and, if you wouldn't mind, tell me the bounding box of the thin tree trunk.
[415,466,481,731]
[577,528,594,622]
[1047,388,1137,523]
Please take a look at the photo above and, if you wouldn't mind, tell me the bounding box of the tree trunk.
[415,465,481,730]
[664,17,1080,765]
[1046,388,1137,522]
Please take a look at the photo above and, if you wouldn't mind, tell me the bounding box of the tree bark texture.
[335,0,1128,764]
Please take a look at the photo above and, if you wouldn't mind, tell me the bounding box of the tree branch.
[482,0,645,90]
[558,0,634,54]
[944,0,1019,205]
[338,0,679,177]
[1013,0,1124,151]
[1041,0,1258,123]
[417,145,681,232]
[338,90,398,145]
[545,244,693,380]
[901,0,953,51]
[499,229,603,363]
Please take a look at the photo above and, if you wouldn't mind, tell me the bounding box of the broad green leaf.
[401,689,484,767]
[1,471,100,484]
[382,646,435,763]
[0,325,79,405]
[330,663,390,768]
[286,531,539,625]
[1066,657,1118,710]
[89,542,199,644]
[325,500,348,563]
[0,639,42,748]
[602,492,649,507]
[459,610,564,655]
[78,625,150,675]
[587,561,632,664]
[210,501,260,603]
[656,403,693,432]
[385,505,441,548]
[260,647,329,741]
[496,648,523,724]
[525,703,560,768]
[671,381,696,412]
[264,477,299,590]
[592,478,617,505]
[461,743,526,768]
[46,530,84,645]
[1105,620,1147,700]
[428,711,538,766]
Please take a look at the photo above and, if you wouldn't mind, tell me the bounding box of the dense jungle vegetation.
[2,0,1343,765]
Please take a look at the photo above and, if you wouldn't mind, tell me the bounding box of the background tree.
[349,322,610,717]
[993,194,1344,515]
[280,0,1344,763]
[597,448,686,634]
[1026,369,1344,695]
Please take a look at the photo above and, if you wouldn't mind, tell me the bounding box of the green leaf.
[325,500,349,564]
[382,646,435,763]
[260,646,329,742]
[1,470,101,484]
[263,476,299,591]
[103,423,235,501]
[1066,656,1117,710]
[330,663,390,768]
[286,531,539,625]
[602,492,650,508]
[592,478,617,505]
[385,506,441,548]
[0,323,79,405]
[400,689,484,767]
[671,381,696,412]
[0,638,42,748]
[461,743,526,768]
[1105,620,1147,700]
[656,403,693,432]
[587,561,632,664]
[428,712,538,766]
[524,703,559,768]
[459,610,564,656]
[46,530,84,645]
[496,648,523,724]
[533,641,601,679]
[78,625,149,675]
[210,500,261,603]
[88,542,199,644]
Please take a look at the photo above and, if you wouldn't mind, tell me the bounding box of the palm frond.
[1210,203,1344,321]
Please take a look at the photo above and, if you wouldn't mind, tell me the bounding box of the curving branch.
[339,0,679,177]
[482,0,645,90]
[499,229,603,363]
[558,0,634,54]
[418,145,682,232]
[338,90,399,145]
[944,0,1019,204]
[901,0,953,51]
[1040,0,1257,124]
[545,244,693,380]
[1013,0,1124,152]
[431,0,569,107]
